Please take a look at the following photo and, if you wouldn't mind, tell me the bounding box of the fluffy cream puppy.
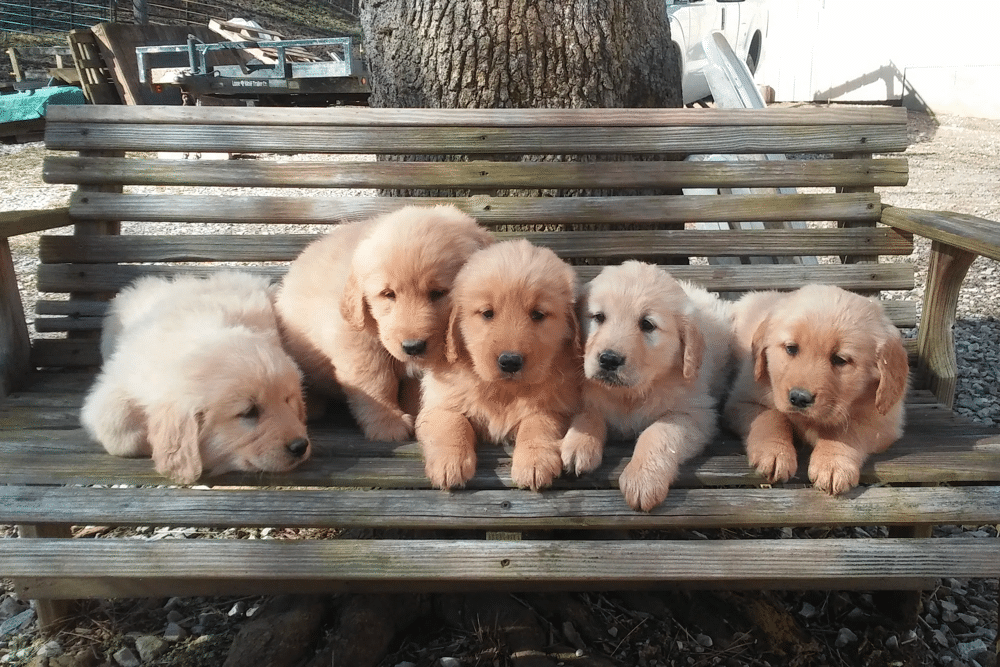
[81,272,310,484]
[561,261,734,511]
[724,284,909,495]
[417,240,582,491]
[275,205,493,441]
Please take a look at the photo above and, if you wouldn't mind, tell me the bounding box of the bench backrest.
[37,105,913,371]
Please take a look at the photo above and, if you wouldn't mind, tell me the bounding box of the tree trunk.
[359,0,682,110]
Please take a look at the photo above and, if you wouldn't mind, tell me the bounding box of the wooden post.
[6,48,22,82]
[917,241,977,407]
[16,524,75,633]
[0,238,31,396]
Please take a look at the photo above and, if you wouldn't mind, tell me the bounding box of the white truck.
[666,0,767,104]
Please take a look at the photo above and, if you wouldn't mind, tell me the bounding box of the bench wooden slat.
[1,426,996,488]
[35,263,915,296]
[6,538,998,598]
[39,228,915,264]
[2,486,997,531]
[45,124,909,155]
[45,104,911,127]
[43,156,911,190]
[66,192,884,225]
[32,299,919,334]
[1,395,960,432]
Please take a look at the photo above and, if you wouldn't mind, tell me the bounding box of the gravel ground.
[1,109,998,666]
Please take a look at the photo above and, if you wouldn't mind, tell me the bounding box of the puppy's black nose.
[402,339,427,356]
[598,350,625,372]
[497,352,523,374]
[286,438,310,458]
[788,388,815,409]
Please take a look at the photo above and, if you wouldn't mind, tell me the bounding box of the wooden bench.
[1,105,999,629]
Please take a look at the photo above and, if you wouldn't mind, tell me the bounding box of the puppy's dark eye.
[482,309,494,321]
[591,312,605,324]
[639,318,656,333]
[239,404,260,421]
[380,289,396,301]
[831,354,849,367]
[429,289,447,302]
[785,344,799,356]
[530,310,546,322]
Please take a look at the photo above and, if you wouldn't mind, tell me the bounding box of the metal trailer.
[136,35,370,106]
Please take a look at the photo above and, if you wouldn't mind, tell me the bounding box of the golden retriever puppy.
[417,239,581,490]
[561,262,735,511]
[81,272,310,484]
[724,284,909,495]
[276,205,493,441]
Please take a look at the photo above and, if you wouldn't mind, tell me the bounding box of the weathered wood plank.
[35,263,915,297]
[881,206,1000,262]
[45,124,909,155]
[0,426,996,488]
[43,156,910,189]
[1,486,997,531]
[5,538,997,598]
[0,208,72,238]
[32,299,919,334]
[39,228,914,264]
[65,192,883,226]
[44,104,911,127]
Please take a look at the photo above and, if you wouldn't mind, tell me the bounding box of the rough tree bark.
[359,0,682,110]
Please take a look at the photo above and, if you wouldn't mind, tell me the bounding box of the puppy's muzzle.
[497,352,524,374]
[788,388,815,410]
[598,349,626,372]
[402,339,427,357]
[286,437,311,459]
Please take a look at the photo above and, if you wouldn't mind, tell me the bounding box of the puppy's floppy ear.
[875,330,909,415]
[565,299,583,358]
[339,271,369,331]
[751,316,771,383]
[147,404,203,484]
[445,304,463,364]
[680,314,705,381]
[470,224,495,251]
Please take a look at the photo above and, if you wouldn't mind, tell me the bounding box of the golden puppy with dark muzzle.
[561,261,735,511]
[276,205,494,441]
[724,284,910,495]
[81,272,311,484]
[416,239,582,491]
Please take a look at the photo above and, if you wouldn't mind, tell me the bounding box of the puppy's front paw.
[362,412,415,442]
[423,447,477,490]
[511,445,563,491]
[808,452,861,495]
[561,429,604,476]
[747,441,798,483]
[618,461,670,512]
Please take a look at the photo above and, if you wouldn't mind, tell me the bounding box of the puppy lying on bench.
[81,272,311,484]
[725,284,909,495]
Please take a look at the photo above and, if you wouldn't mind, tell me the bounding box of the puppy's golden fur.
[416,240,581,490]
[276,205,493,441]
[81,272,310,484]
[562,262,734,511]
[724,284,909,495]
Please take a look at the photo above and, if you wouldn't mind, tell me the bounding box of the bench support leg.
[17,524,75,633]
[917,241,977,408]
[872,524,934,625]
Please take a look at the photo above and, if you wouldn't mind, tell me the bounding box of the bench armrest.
[0,207,72,239]
[880,206,1000,407]
[880,206,1000,262]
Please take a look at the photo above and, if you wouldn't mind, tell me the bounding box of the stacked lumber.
[208,18,321,64]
